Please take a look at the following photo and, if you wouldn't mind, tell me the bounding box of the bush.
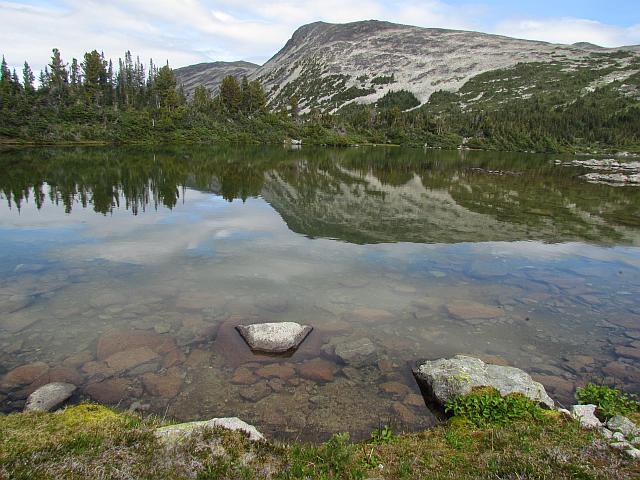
[445,387,545,427]
[575,383,640,419]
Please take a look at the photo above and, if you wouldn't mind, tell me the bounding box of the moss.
[1,403,639,479]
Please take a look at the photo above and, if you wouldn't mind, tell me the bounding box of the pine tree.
[154,63,178,110]
[82,50,107,105]
[48,48,69,105]
[0,56,11,95]
[70,58,80,86]
[192,85,211,112]
[289,94,299,119]
[22,62,35,96]
[219,75,241,114]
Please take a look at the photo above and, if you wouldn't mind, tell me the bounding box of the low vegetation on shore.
[1,48,639,153]
[1,385,638,479]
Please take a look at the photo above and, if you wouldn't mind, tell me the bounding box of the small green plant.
[369,425,395,445]
[575,383,640,419]
[445,387,544,427]
[280,433,364,480]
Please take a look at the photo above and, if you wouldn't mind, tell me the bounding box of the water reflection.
[2,146,639,244]
[0,146,638,441]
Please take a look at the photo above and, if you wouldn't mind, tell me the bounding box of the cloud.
[496,17,640,47]
[1,0,639,76]
[0,0,478,73]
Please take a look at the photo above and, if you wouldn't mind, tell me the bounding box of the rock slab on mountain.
[412,355,554,408]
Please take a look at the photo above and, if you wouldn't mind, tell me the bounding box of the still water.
[0,146,638,441]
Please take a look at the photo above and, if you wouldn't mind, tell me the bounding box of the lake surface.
[0,145,639,441]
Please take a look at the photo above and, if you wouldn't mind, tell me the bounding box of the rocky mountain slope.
[175,20,640,115]
[248,20,640,112]
[175,61,258,99]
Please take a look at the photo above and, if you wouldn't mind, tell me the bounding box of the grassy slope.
[1,404,638,479]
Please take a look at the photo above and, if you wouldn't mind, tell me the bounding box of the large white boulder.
[571,404,602,429]
[236,322,312,353]
[155,417,264,444]
[412,355,554,408]
[24,382,76,412]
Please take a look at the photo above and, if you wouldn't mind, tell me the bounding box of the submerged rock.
[155,417,264,444]
[236,322,312,353]
[297,358,337,382]
[412,355,554,409]
[24,382,76,412]
[332,337,377,367]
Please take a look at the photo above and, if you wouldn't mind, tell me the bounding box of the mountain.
[247,20,640,112]
[260,152,640,246]
[174,61,259,99]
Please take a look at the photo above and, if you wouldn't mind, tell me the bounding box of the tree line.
[1,47,639,153]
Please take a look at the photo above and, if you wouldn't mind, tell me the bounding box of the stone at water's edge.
[236,322,312,353]
[24,382,76,412]
[571,404,602,429]
[412,355,554,409]
[607,415,640,438]
[155,417,264,444]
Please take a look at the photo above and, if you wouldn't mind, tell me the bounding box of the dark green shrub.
[445,387,544,427]
[575,383,640,419]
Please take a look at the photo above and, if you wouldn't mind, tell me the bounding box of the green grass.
[1,402,638,479]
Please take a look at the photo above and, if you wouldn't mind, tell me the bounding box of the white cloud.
[496,17,640,47]
[0,1,639,76]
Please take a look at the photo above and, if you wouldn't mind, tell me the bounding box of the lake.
[0,145,639,441]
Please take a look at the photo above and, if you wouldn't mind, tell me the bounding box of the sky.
[1,0,639,74]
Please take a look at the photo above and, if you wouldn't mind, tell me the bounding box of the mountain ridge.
[175,20,640,113]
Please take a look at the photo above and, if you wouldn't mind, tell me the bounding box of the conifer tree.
[0,56,11,94]
[22,62,35,96]
[48,48,69,105]
[154,63,179,110]
[219,75,241,113]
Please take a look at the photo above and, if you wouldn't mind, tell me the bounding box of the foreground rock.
[607,415,640,439]
[155,417,264,445]
[24,382,76,412]
[236,322,312,353]
[413,355,554,408]
[571,404,602,429]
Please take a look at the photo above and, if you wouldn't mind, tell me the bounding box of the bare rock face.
[174,61,259,99]
[413,355,554,409]
[236,322,312,353]
[24,382,76,412]
[155,417,264,444]
[250,20,634,113]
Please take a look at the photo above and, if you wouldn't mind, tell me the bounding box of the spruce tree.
[22,62,35,95]
[219,75,241,114]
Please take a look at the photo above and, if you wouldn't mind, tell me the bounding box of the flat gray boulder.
[607,415,640,438]
[24,382,76,412]
[413,355,554,408]
[236,322,312,353]
[155,417,264,444]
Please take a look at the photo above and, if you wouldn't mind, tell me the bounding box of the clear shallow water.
[0,146,639,441]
